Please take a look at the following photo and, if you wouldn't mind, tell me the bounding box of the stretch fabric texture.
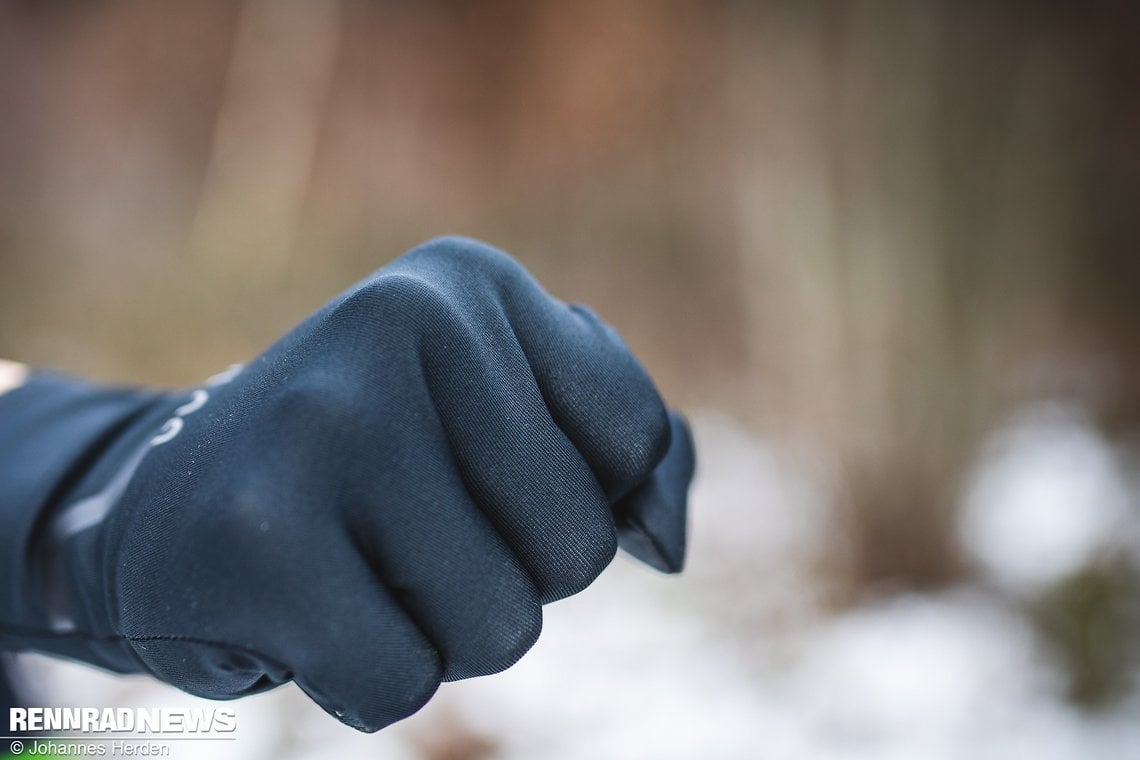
[0,236,696,731]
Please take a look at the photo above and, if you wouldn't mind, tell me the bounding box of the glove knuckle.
[409,235,533,293]
[347,271,453,328]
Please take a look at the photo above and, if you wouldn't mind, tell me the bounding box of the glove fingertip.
[615,410,695,574]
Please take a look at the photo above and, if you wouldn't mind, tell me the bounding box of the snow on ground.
[14,410,1140,759]
[959,401,1137,597]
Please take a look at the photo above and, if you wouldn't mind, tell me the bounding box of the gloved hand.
[0,236,695,731]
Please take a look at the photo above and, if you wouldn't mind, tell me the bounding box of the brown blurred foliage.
[0,0,1136,601]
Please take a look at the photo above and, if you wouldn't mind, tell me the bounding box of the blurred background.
[2,1,1139,758]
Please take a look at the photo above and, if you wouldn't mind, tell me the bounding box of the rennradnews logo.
[10,707,236,734]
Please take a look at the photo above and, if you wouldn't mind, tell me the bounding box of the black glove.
[0,236,695,731]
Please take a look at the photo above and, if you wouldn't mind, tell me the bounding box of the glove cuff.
[0,372,178,672]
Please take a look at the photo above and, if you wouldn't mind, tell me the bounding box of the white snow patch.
[960,402,1136,596]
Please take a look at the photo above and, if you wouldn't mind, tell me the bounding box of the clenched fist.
[0,237,695,731]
